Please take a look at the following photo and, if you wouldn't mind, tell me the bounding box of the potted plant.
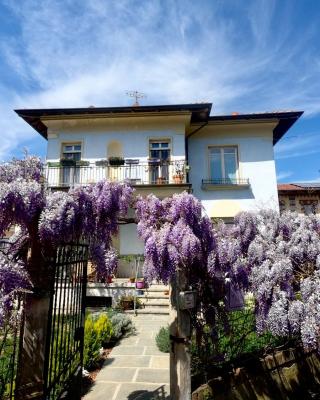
[60,158,76,166]
[76,160,90,167]
[108,156,125,166]
[119,295,134,310]
[172,161,184,184]
[95,159,108,167]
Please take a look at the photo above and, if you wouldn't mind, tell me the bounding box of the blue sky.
[0,0,319,182]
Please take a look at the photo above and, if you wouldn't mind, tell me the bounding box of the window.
[149,141,170,161]
[149,140,171,183]
[62,144,82,161]
[209,147,238,183]
[300,199,318,215]
[289,196,296,212]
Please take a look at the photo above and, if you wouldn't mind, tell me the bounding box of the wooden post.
[169,267,191,399]
[15,239,54,399]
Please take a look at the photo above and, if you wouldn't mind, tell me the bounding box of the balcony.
[201,178,250,190]
[44,159,188,189]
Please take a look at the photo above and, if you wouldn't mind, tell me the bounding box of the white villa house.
[15,103,302,283]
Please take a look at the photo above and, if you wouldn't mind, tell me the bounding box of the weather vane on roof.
[126,91,146,106]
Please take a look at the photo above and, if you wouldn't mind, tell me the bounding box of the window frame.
[149,139,171,161]
[207,145,239,182]
[61,142,83,161]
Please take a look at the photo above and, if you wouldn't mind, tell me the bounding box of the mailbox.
[179,291,196,310]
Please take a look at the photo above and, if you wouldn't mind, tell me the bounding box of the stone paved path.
[84,315,170,400]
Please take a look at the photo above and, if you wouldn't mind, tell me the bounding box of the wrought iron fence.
[44,243,88,400]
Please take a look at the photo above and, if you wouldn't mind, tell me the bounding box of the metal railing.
[202,178,250,186]
[44,160,187,188]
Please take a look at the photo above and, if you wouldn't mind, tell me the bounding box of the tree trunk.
[15,239,54,399]
[170,268,191,399]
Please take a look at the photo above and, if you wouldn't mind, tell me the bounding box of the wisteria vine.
[2,155,320,353]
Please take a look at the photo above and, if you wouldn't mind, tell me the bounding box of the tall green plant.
[83,315,101,370]
[94,314,113,346]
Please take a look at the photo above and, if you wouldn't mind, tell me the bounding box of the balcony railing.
[201,178,250,189]
[44,160,187,188]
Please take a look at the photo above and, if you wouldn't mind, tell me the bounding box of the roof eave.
[15,103,212,139]
[207,111,304,145]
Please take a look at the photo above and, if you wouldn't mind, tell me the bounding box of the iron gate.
[44,243,88,399]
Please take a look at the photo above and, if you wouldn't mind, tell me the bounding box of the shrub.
[110,313,135,339]
[83,315,101,370]
[155,326,170,353]
[94,314,113,347]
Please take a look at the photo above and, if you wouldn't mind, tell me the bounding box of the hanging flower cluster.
[136,192,215,284]
[0,253,31,327]
[38,181,133,278]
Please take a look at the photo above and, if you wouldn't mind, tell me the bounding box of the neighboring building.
[15,103,302,276]
[278,183,320,215]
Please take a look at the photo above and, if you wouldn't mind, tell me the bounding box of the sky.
[0,0,319,183]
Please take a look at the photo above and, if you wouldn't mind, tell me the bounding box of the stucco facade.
[188,121,279,218]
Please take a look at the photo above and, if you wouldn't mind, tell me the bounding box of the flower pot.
[136,281,145,289]
[156,177,166,184]
[173,175,183,184]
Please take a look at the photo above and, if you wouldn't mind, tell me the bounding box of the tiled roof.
[278,183,320,191]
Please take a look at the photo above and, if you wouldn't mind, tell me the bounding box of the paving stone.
[97,367,137,382]
[115,383,170,400]
[111,346,145,355]
[144,346,165,356]
[115,337,139,346]
[135,368,169,384]
[104,355,151,368]
[150,356,169,369]
[84,314,171,400]
[136,338,158,346]
[84,381,120,400]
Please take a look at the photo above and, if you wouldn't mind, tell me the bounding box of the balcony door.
[61,144,81,186]
[149,140,170,183]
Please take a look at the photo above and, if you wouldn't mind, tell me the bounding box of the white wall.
[188,122,279,217]
[45,116,186,161]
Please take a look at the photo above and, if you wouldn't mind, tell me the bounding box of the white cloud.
[276,170,293,181]
[0,0,320,158]
[274,132,320,160]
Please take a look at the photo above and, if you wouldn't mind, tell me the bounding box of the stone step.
[139,299,169,306]
[137,294,169,300]
[125,308,169,315]
[145,285,169,292]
